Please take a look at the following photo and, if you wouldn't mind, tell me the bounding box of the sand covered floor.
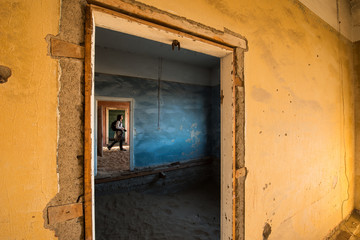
[97,146,130,179]
[95,180,220,240]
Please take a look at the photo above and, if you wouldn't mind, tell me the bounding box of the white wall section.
[298,0,357,41]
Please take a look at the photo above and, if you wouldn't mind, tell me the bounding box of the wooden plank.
[51,38,85,59]
[95,158,213,184]
[47,203,83,225]
[87,0,247,50]
[84,5,94,240]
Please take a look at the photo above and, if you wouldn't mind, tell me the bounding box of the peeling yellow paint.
[0,0,60,239]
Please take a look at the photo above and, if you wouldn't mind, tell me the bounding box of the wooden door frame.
[96,96,134,171]
[97,100,130,145]
[84,2,247,240]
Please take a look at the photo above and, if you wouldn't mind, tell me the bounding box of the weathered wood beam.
[47,203,83,225]
[51,38,85,59]
[87,0,247,50]
[95,158,213,184]
[84,5,94,240]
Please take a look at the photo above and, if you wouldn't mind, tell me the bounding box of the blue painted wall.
[95,73,220,168]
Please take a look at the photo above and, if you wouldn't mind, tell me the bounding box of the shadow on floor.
[95,179,220,240]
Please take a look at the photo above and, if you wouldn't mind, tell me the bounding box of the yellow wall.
[0,0,60,239]
[0,0,355,239]
[137,0,355,239]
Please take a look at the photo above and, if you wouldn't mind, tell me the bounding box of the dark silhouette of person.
[107,114,126,151]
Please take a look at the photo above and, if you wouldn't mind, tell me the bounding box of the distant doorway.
[96,99,133,178]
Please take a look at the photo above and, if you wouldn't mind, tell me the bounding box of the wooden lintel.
[87,0,247,50]
[47,203,83,225]
[51,38,85,59]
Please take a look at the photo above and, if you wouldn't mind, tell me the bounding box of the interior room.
[94,27,222,239]
[2,0,360,240]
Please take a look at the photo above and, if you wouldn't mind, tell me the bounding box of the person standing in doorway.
[108,114,126,151]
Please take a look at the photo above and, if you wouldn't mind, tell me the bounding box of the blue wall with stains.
[95,73,220,167]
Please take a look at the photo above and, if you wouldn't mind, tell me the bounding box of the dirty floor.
[96,146,130,179]
[95,180,220,240]
[327,211,360,240]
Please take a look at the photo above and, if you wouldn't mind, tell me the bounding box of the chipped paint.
[0,0,60,239]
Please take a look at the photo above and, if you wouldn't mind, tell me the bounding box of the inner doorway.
[96,100,131,178]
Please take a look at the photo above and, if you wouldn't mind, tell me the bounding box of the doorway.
[94,26,222,239]
[95,99,132,178]
[84,4,246,240]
